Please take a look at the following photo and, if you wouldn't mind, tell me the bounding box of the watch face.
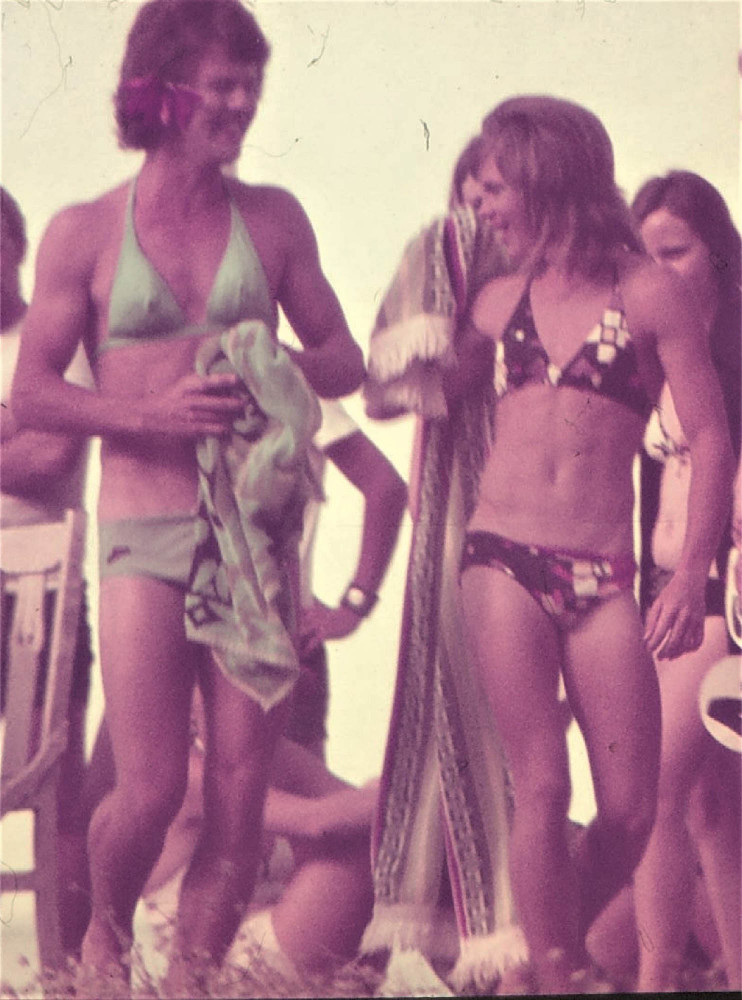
[345,586,366,609]
[342,585,377,617]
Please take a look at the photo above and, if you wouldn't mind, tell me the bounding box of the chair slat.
[1,509,87,972]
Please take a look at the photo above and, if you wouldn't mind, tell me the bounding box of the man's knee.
[114,766,189,833]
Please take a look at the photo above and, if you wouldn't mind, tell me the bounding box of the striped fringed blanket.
[186,320,322,712]
[361,208,528,991]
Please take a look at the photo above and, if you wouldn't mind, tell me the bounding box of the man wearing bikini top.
[11,1,364,991]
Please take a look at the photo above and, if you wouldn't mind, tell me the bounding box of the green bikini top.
[101,181,276,354]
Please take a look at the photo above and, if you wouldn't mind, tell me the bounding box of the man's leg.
[171,655,289,981]
[81,576,197,981]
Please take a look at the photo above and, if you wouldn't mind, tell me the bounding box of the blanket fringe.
[367,315,455,382]
[448,924,529,994]
[360,905,458,962]
[364,369,448,420]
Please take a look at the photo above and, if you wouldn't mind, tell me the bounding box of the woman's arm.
[630,263,735,659]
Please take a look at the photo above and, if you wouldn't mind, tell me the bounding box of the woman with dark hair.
[451,97,733,992]
[12,0,363,991]
[448,135,484,211]
[628,171,740,991]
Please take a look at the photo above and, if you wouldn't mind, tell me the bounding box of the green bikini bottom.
[98,513,198,589]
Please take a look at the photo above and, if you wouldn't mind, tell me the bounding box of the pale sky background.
[1,0,739,987]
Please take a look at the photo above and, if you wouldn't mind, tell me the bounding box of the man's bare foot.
[77,918,131,999]
[162,947,218,999]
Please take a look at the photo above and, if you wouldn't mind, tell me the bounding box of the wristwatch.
[340,583,378,618]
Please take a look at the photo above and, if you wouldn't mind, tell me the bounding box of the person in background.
[140,709,378,985]
[448,135,485,212]
[10,1,364,991]
[360,133,523,994]
[290,397,407,759]
[0,186,97,961]
[588,170,741,992]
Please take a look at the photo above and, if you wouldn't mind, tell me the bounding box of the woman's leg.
[461,566,578,993]
[687,732,742,989]
[81,577,197,978]
[584,884,638,987]
[621,615,726,991]
[171,656,289,980]
[562,592,661,941]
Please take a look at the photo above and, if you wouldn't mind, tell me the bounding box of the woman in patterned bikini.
[455,97,733,993]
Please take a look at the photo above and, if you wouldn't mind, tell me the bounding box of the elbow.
[387,475,409,520]
[10,384,35,430]
[692,424,736,490]
[378,473,408,528]
[331,342,366,398]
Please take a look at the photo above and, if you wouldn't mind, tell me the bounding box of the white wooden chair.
[726,547,741,650]
[1,509,86,971]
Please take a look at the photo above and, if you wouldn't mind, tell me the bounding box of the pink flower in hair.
[120,75,202,132]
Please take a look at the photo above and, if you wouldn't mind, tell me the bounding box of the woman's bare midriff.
[651,453,719,576]
[95,334,215,520]
[470,384,645,555]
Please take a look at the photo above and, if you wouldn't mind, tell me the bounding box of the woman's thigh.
[562,593,661,814]
[460,564,569,786]
[98,575,198,787]
[651,617,730,802]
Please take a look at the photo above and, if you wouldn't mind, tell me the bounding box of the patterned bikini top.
[101,180,276,354]
[643,401,690,463]
[494,278,652,418]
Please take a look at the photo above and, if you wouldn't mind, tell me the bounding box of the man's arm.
[274,194,365,398]
[1,416,84,499]
[12,205,244,441]
[631,263,735,659]
[300,430,407,651]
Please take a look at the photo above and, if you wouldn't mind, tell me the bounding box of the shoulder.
[38,183,129,279]
[228,179,311,230]
[620,250,692,310]
[620,250,699,336]
[470,271,526,338]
